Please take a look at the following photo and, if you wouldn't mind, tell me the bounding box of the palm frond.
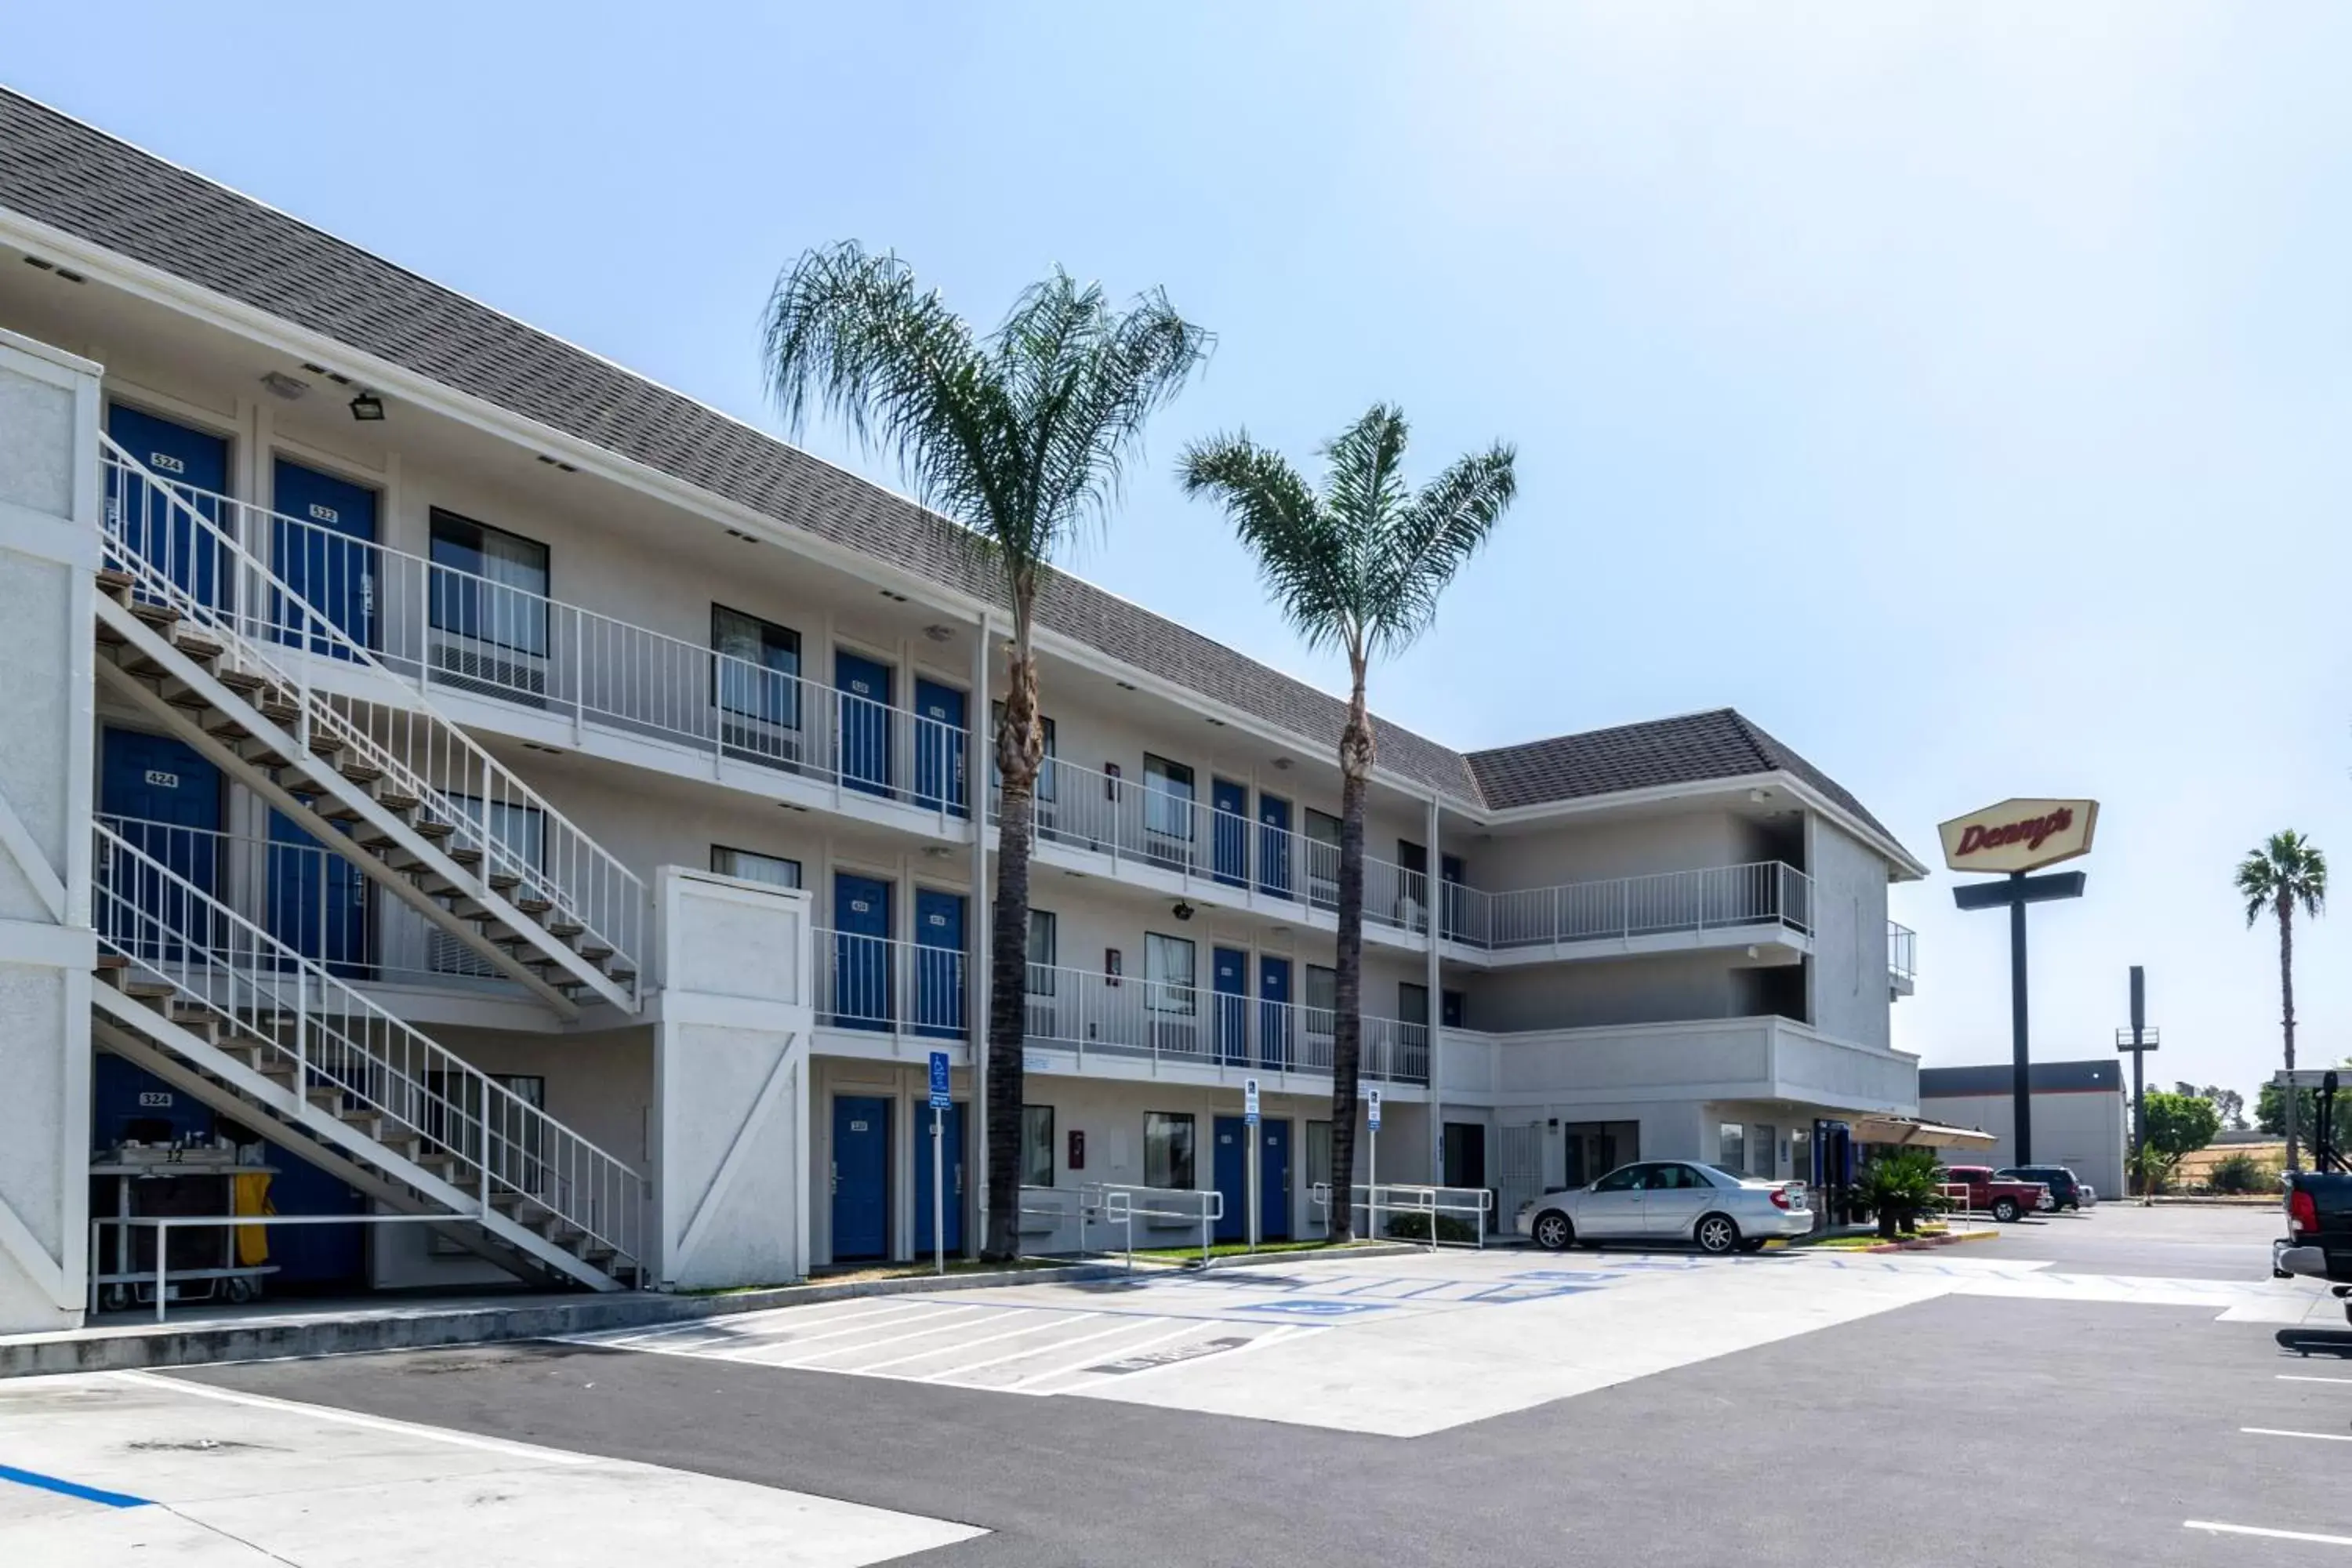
[762,244,1004,523]
[1368,442,1518,659]
[1179,434,1357,658]
[2238,831,2328,926]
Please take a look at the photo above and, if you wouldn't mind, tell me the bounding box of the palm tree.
[1180,405,1516,1239]
[2237,830,2327,1171]
[765,244,1211,1259]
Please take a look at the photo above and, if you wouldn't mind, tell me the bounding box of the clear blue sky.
[12,3,2350,1105]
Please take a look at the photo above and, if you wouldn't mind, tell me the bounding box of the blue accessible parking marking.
[0,1462,151,1509]
[1235,1300,1393,1317]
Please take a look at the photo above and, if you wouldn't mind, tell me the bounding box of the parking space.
[564,1241,2316,1436]
[9,1208,2345,1567]
[0,1369,983,1567]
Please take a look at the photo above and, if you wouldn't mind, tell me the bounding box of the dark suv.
[1997,1165,2083,1212]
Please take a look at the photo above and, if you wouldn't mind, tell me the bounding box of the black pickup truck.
[2273,1072,2352,1320]
[2277,1172,2352,1313]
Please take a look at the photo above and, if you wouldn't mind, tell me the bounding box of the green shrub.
[1384,1210,1482,1243]
[2207,1152,2280,1195]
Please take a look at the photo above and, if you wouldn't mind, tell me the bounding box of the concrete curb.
[1169,1241,1429,1271]
[0,1262,1123,1380]
[1855,1228,2003,1254]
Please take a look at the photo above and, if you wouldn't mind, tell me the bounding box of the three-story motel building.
[0,89,1925,1332]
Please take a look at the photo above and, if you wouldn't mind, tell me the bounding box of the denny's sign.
[1937,798,2100,875]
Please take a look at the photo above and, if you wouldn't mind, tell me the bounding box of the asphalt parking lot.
[6,1203,2349,1566]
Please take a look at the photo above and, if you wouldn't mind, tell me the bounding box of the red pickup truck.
[1938,1165,2049,1223]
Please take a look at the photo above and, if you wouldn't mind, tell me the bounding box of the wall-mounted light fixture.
[1172,902,1196,922]
[348,390,386,422]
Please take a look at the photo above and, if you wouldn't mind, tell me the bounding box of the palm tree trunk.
[2281,895,2299,1174]
[1327,656,1374,1243]
[982,632,1043,1260]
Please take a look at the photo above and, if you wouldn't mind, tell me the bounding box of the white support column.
[1425,791,1444,1181]
[0,328,102,1333]
[966,613,991,1247]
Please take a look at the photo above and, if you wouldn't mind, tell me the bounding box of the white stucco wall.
[1915,1087,2126,1200]
[1806,813,1892,1051]
[0,328,98,1334]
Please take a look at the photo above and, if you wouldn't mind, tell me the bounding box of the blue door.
[1213,1115,1249,1243]
[912,678,967,817]
[258,1142,367,1287]
[1441,853,1467,942]
[267,808,369,976]
[913,887,965,1039]
[831,873,894,1029]
[100,728,222,961]
[1257,793,1292,898]
[1213,947,1248,1064]
[272,459,378,655]
[107,405,228,609]
[1258,956,1292,1070]
[832,1095,891,1261]
[1260,1120,1293,1240]
[1211,779,1248,887]
[835,651,895,797]
[913,1101,964,1254]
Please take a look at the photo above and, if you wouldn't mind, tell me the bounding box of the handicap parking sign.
[1236,1299,1389,1318]
[927,1050,951,1110]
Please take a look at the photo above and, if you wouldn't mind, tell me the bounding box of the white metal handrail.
[240,492,969,818]
[101,443,647,999]
[1014,957,1429,1083]
[1359,1182,1492,1250]
[92,821,646,1271]
[96,815,492,990]
[811,926,967,1036]
[1441,860,1813,950]
[1889,920,1918,985]
[989,764,1431,935]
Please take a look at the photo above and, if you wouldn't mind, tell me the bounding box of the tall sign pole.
[2114,966,2158,1203]
[1941,798,2100,1167]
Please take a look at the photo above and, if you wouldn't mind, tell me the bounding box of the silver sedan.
[1515,1160,1813,1254]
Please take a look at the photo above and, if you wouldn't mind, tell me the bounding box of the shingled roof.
[1465,709,1901,844]
[0,87,1904,855]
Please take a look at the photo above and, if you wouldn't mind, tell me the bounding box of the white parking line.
[2241,1427,2352,1443]
[110,1370,598,1465]
[858,1312,1096,1374]
[1018,1319,1229,1389]
[707,1301,956,1360]
[920,1316,1163,1383]
[760,1306,993,1367]
[2187,1520,2352,1547]
[2278,1374,2352,1385]
[597,1298,916,1349]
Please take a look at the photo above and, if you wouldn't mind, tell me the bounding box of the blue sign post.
[1367,1087,1381,1203]
[928,1051,951,1274]
[1243,1077,1261,1251]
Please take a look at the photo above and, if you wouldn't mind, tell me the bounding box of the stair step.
[546,920,584,939]
[606,970,637,986]
[216,670,267,695]
[375,789,420,813]
[96,953,128,972]
[172,630,224,663]
[412,819,455,841]
[206,718,255,743]
[95,619,127,646]
[338,760,384,786]
[488,872,522,893]
[96,568,136,601]
[129,601,180,630]
[575,944,612,964]
[446,846,483,869]
[514,897,554,916]
[124,979,174,1000]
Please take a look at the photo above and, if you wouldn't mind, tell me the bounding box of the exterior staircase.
[89,822,645,1290]
[96,437,644,1017]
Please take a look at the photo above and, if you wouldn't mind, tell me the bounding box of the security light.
[348,390,386,422]
[1172,902,1196,922]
